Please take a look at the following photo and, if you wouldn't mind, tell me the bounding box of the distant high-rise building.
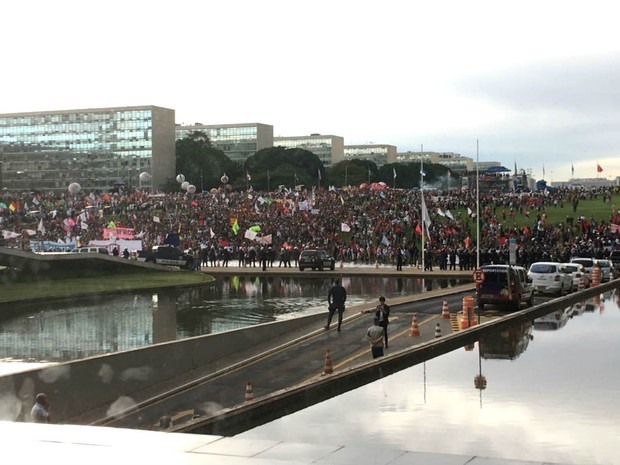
[273,134,344,168]
[344,144,397,167]
[396,151,474,175]
[0,105,175,192]
[176,123,273,165]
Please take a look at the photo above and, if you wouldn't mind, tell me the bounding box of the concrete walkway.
[1,421,584,465]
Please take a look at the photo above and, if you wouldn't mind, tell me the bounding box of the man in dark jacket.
[325,278,347,332]
[375,296,391,348]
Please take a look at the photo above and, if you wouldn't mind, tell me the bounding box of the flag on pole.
[381,235,390,246]
[393,167,397,180]
[571,163,575,177]
[543,164,546,178]
[246,172,251,181]
[232,219,240,235]
[597,163,603,173]
[446,210,455,221]
[341,223,351,232]
[209,227,215,238]
[318,168,322,181]
[437,208,446,217]
[421,193,431,237]
[37,218,45,234]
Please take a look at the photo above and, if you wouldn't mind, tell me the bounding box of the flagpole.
[345,166,348,187]
[476,139,480,269]
[421,155,425,272]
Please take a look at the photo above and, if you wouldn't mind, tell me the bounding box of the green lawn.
[0,271,214,304]
[450,193,620,230]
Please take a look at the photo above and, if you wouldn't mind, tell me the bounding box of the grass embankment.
[0,271,214,304]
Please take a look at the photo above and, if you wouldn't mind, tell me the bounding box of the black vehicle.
[299,249,335,271]
[137,245,193,270]
[477,264,533,311]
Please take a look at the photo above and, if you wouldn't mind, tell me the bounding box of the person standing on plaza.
[375,296,390,348]
[396,247,404,271]
[366,317,385,358]
[31,393,51,423]
[325,278,347,331]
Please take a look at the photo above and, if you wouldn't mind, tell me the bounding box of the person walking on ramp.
[325,278,347,332]
[375,296,390,348]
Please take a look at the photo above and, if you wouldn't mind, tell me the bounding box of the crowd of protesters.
[1,183,619,269]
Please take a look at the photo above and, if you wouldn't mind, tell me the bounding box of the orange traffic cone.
[441,300,450,319]
[434,323,442,338]
[409,313,421,336]
[244,381,255,402]
[322,349,334,375]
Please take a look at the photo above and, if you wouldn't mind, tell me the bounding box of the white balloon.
[220,175,229,184]
[186,184,196,194]
[181,181,190,190]
[176,174,185,183]
[139,172,151,183]
[68,182,81,194]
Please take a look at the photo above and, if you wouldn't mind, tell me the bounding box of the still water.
[239,289,620,465]
[0,276,464,365]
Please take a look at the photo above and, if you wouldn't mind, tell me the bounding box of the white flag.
[446,210,455,221]
[467,207,473,216]
[244,229,257,240]
[340,195,345,205]
[80,221,88,230]
[393,167,397,179]
[421,192,431,237]
[341,223,351,232]
[437,208,446,217]
[210,228,215,238]
[37,218,45,234]
[381,234,390,246]
[153,216,160,223]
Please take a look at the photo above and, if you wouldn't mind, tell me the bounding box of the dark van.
[477,265,533,311]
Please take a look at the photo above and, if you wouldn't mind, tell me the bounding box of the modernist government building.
[0,105,475,192]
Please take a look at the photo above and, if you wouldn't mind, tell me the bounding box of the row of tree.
[173,131,457,192]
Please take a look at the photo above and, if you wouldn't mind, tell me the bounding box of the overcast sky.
[2,0,619,182]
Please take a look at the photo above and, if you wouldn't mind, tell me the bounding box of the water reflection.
[240,286,620,465]
[0,276,466,363]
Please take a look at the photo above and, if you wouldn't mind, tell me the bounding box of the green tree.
[174,131,242,192]
[380,162,451,189]
[329,160,378,187]
[244,147,324,191]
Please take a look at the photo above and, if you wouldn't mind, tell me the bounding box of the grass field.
[447,193,620,230]
[0,271,214,304]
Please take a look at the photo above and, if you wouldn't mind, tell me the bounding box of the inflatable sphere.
[176,174,185,183]
[68,182,81,194]
[186,184,196,194]
[181,181,190,190]
[220,175,229,184]
[139,172,151,183]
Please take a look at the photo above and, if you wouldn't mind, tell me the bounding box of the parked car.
[137,245,194,269]
[70,247,109,255]
[298,249,335,271]
[596,259,613,282]
[528,262,573,296]
[561,262,590,291]
[570,257,597,276]
[476,264,533,311]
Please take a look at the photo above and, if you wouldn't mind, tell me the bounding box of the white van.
[70,247,109,255]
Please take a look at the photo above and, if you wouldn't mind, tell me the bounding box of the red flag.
[597,164,603,173]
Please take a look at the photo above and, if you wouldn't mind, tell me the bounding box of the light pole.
[476,139,480,269]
